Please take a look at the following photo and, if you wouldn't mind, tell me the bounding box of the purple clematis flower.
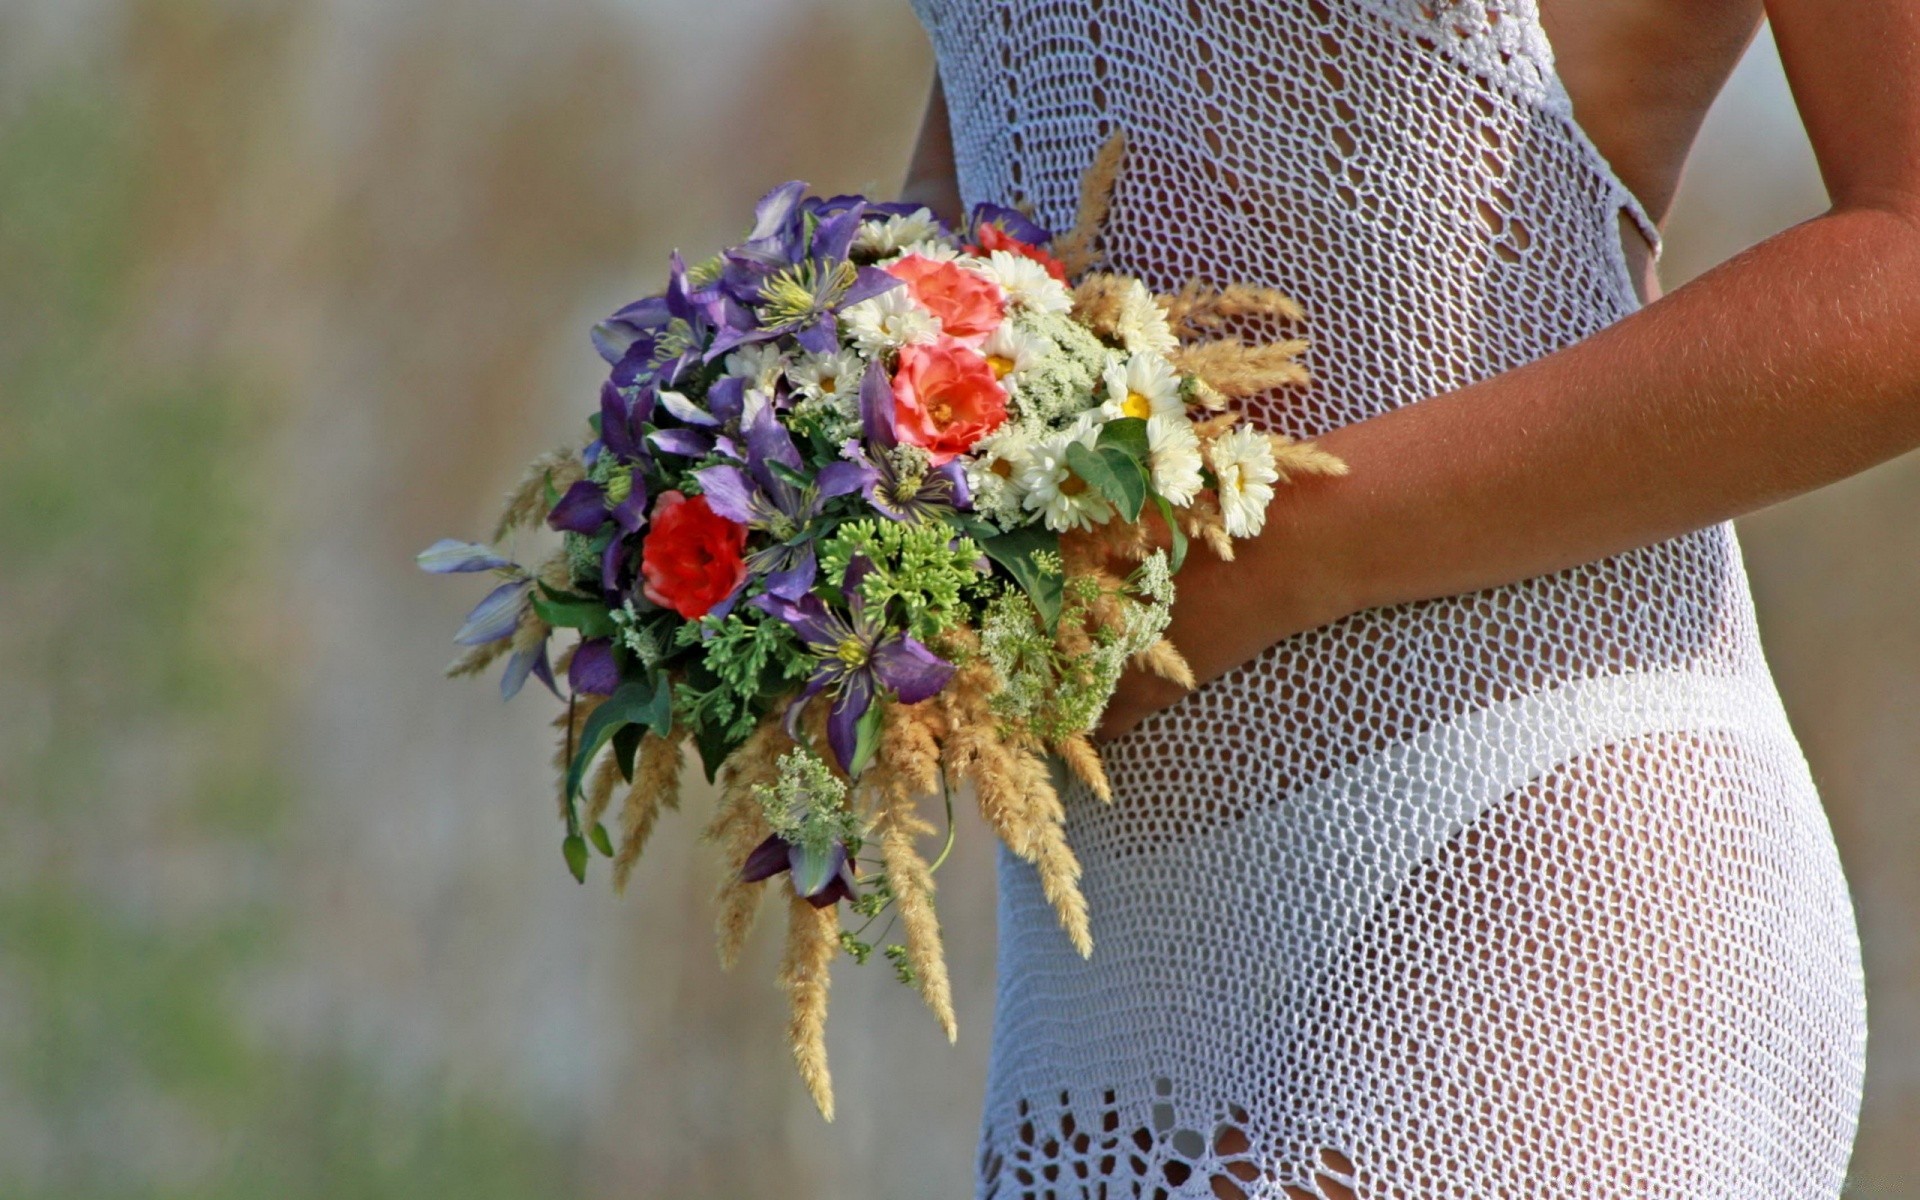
[694,402,868,599]
[703,183,903,360]
[751,556,954,774]
[738,831,857,908]
[416,545,556,701]
[839,360,971,523]
[594,252,714,388]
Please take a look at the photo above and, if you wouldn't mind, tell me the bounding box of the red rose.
[970,221,1068,282]
[891,337,1009,465]
[884,253,1006,341]
[639,491,748,619]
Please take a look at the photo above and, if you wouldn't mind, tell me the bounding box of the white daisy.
[979,320,1053,393]
[887,239,963,264]
[840,286,940,356]
[1017,423,1112,533]
[1112,278,1179,356]
[965,421,1041,523]
[977,250,1074,314]
[1208,424,1280,538]
[722,342,788,392]
[1145,415,1205,506]
[1101,352,1185,422]
[786,348,864,405]
[852,207,944,257]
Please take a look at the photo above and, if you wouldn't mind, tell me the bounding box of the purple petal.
[840,265,903,309]
[740,832,793,882]
[703,321,776,363]
[792,315,838,355]
[810,206,864,264]
[692,464,760,525]
[600,381,641,460]
[859,358,897,449]
[610,478,649,533]
[657,389,718,427]
[705,376,747,426]
[417,538,512,574]
[826,672,872,774]
[816,459,873,501]
[648,427,714,457]
[969,201,1052,245]
[454,579,530,645]
[871,635,955,704]
[568,637,621,695]
[609,337,655,386]
[788,839,848,899]
[500,643,541,700]
[547,480,610,534]
[745,403,803,506]
[600,534,628,595]
[931,458,973,510]
[840,554,877,598]
[763,543,817,600]
[749,590,844,648]
[529,645,559,697]
[748,181,809,244]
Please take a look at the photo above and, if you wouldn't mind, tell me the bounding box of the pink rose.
[891,338,1009,465]
[885,253,1006,342]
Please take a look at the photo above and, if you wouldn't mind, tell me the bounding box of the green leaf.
[543,471,562,511]
[566,676,673,801]
[849,701,884,778]
[1096,416,1150,464]
[768,460,813,491]
[981,526,1064,627]
[1066,440,1146,523]
[1153,493,1189,574]
[612,723,643,783]
[589,821,615,857]
[943,511,1002,543]
[532,585,618,639]
[562,834,589,883]
[694,718,753,785]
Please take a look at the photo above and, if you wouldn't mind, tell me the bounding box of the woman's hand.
[1093,490,1355,742]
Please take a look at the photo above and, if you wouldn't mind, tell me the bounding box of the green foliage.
[819,518,986,640]
[673,604,812,775]
[980,526,1065,628]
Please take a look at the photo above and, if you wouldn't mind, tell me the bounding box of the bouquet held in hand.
[419,137,1344,1120]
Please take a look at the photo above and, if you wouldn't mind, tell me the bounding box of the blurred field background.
[0,2,1913,1196]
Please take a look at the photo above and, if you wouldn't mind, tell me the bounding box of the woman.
[899,1,1917,1196]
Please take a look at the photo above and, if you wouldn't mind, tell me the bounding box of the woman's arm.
[1098,0,1920,739]
[899,73,964,227]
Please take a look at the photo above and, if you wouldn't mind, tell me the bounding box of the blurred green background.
[0,3,1913,1196]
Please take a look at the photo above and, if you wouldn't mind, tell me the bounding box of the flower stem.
[926,768,958,875]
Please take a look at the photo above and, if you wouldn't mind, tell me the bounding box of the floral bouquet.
[419,135,1342,1119]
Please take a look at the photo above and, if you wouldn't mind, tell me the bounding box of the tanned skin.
[901,0,1920,747]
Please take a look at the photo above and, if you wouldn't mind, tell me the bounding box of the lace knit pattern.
[908,1,1868,1196]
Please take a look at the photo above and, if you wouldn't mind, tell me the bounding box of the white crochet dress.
[907,1,1868,1196]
